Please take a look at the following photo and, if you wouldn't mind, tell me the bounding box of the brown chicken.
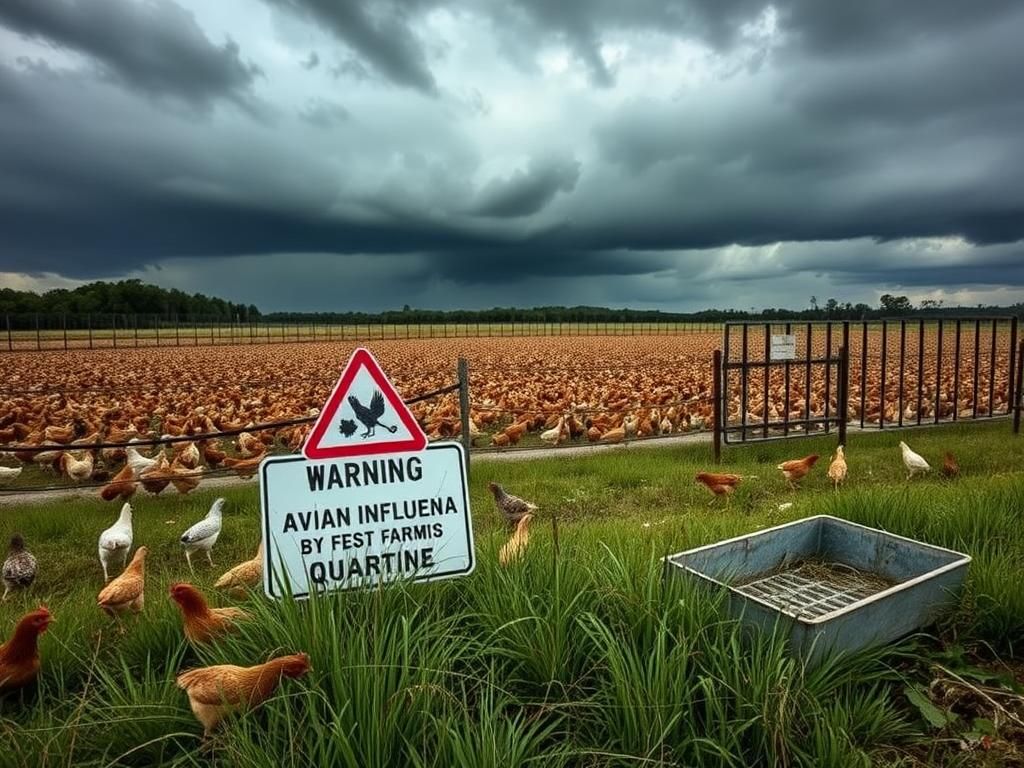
[201,440,227,468]
[169,583,250,645]
[236,432,264,458]
[139,453,172,495]
[100,463,137,502]
[499,513,533,566]
[827,446,847,491]
[222,454,264,479]
[695,472,742,504]
[97,546,147,618]
[214,543,264,599]
[167,459,203,494]
[942,452,960,478]
[0,605,52,692]
[777,455,820,489]
[176,652,311,735]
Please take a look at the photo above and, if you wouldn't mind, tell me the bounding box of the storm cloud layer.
[0,0,1022,311]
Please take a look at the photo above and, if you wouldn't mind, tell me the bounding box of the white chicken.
[0,466,22,485]
[126,447,158,477]
[60,451,95,483]
[899,441,930,480]
[180,497,225,572]
[539,417,565,446]
[98,502,134,581]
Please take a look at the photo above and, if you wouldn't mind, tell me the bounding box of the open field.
[0,422,1022,766]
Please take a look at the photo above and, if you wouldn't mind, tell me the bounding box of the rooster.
[97,547,147,618]
[214,543,264,599]
[348,391,397,438]
[0,606,52,692]
[98,503,133,582]
[499,513,533,566]
[777,455,820,489]
[169,583,250,645]
[900,441,930,479]
[180,498,224,571]
[487,482,537,528]
[695,472,742,505]
[2,535,37,601]
[942,451,960,479]
[827,446,847,491]
[177,652,311,736]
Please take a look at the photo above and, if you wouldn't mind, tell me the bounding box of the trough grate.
[734,561,895,620]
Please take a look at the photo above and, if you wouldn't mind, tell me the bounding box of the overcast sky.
[1,0,1022,312]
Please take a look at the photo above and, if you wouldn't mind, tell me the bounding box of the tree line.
[1,281,1021,323]
[0,280,259,321]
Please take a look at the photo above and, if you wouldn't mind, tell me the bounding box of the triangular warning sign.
[303,348,427,460]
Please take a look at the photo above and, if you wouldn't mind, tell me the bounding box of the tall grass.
[0,421,1021,765]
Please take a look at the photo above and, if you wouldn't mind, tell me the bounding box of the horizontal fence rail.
[2,313,727,350]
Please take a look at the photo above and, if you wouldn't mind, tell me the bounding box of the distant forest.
[2,279,1022,323]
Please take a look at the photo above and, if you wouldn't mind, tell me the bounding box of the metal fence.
[716,317,1019,454]
[2,313,724,351]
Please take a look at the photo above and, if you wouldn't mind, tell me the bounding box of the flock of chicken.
[0,497,307,736]
[694,439,959,503]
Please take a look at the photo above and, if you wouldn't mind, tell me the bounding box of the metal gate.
[716,317,1019,452]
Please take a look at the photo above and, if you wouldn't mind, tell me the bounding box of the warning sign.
[770,334,797,361]
[260,443,473,598]
[303,348,427,460]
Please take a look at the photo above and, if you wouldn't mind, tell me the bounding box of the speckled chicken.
[487,482,538,528]
[2,535,37,601]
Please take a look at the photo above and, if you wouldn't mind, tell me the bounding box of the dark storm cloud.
[0,0,259,107]
[473,158,581,218]
[299,97,349,127]
[264,0,438,93]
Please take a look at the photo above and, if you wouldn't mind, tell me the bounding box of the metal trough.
[665,515,970,662]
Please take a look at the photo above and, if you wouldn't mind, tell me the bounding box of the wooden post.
[35,313,40,351]
[458,357,472,476]
[88,313,93,349]
[62,313,67,350]
[838,345,849,448]
[712,349,723,463]
[5,314,11,351]
[1014,340,1024,434]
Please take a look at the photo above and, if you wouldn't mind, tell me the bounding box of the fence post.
[712,349,723,463]
[155,314,160,347]
[839,322,850,447]
[1014,340,1024,434]
[5,314,10,351]
[35,313,40,351]
[458,357,472,476]
[1009,317,1019,421]
[133,314,139,347]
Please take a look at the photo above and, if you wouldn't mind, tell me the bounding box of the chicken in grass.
[214,543,263,599]
[2,535,37,601]
[900,441,930,480]
[180,498,224,572]
[97,546,147,618]
[97,502,133,582]
[942,451,960,479]
[100,463,137,502]
[0,606,52,692]
[169,583,250,645]
[499,513,533,566]
[0,466,22,486]
[695,472,742,505]
[487,482,538,529]
[777,454,820,489]
[176,652,311,736]
[827,446,848,491]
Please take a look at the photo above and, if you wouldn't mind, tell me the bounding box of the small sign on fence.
[260,347,474,598]
[770,334,797,361]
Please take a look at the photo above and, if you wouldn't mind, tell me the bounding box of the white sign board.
[770,334,797,361]
[260,442,473,599]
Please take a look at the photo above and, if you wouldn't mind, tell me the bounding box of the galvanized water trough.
[665,515,970,662]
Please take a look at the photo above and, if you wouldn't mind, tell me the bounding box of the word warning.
[260,443,473,598]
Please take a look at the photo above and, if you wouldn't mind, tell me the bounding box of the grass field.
[0,422,1023,766]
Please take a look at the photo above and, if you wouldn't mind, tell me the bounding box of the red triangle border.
[303,348,428,460]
